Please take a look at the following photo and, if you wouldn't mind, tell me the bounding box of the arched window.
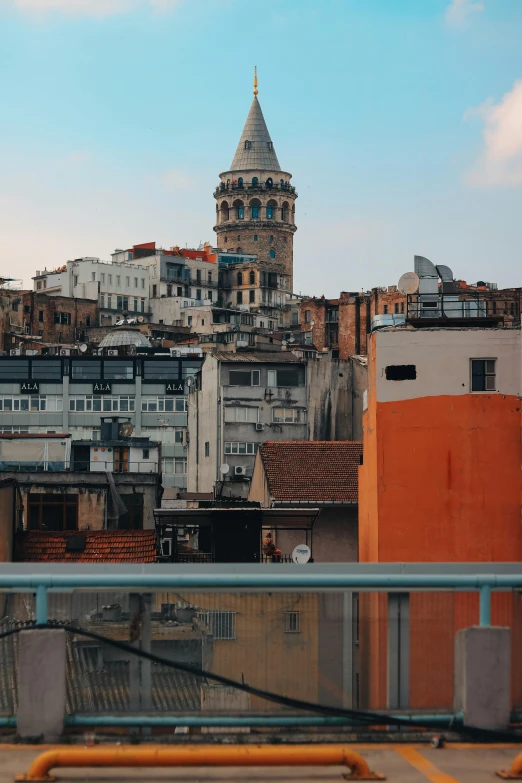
[280,179,284,188]
[224,236,228,243]
[237,235,241,241]
[270,249,276,259]
[252,176,258,187]
[249,271,255,285]
[254,234,258,241]
[238,177,244,189]
[266,205,273,219]
[220,200,229,222]
[244,140,252,150]
[237,291,243,304]
[237,247,242,253]
[251,205,259,219]
[237,272,243,285]
[269,235,274,242]
[266,177,273,189]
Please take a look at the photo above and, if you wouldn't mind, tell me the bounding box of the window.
[471,359,496,391]
[252,176,258,186]
[162,457,187,474]
[36,282,42,291]
[267,142,273,151]
[126,276,130,287]
[385,365,417,381]
[204,442,210,457]
[237,206,244,219]
[152,285,157,298]
[224,442,259,455]
[401,302,405,314]
[167,284,172,297]
[224,407,259,423]
[142,449,150,459]
[142,360,183,381]
[188,316,192,326]
[100,294,105,308]
[119,494,143,530]
[86,315,91,327]
[270,249,276,259]
[71,360,101,380]
[0,395,62,412]
[237,272,243,286]
[254,234,258,241]
[304,310,311,323]
[267,369,303,387]
[229,369,260,386]
[54,312,71,325]
[141,299,145,313]
[31,360,61,380]
[101,273,105,284]
[28,493,78,531]
[249,290,255,303]
[38,310,44,323]
[208,271,212,283]
[251,205,259,219]
[272,407,306,424]
[196,270,201,284]
[394,303,399,314]
[269,235,274,242]
[284,611,300,633]
[70,395,135,412]
[142,396,187,412]
[383,305,388,314]
[266,205,273,219]
[91,272,96,281]
[134,277,138,288]
[244,141,252,150]
[108,274,112,285]
[107,295,112,309]
[141,278,145,289]
[196,289,202,300]
[73,275,78,287]
[198,610,236,641]
[104,360,133,380]
[236,291,243,305]
[116,275,121,286]
[177,286,183,297]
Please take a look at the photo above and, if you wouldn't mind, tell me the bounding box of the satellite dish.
[282,340,287,346]
[119,422,134,438]
[288,337,295,343]
[137,316,145,323]
[398,272,420,295]
[292,544,311,564]
[220,464,230,475]
[79,343,88,353]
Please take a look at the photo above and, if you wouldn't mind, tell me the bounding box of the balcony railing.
[406,292,521,324]
[0,460,160,473]
[214,182,297,197]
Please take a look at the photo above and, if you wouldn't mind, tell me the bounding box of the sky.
[0,0,521,296]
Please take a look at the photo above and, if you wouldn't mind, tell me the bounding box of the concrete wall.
[187,355,220,493]
[307,357,353,440]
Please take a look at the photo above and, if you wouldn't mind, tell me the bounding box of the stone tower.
[214,70,297,289]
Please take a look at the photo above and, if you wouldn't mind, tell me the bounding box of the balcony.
[214,181,297,197]
[406,292,521,327]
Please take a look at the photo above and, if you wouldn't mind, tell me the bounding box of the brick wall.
[22,293,99,344]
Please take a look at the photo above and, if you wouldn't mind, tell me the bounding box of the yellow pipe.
[497,751,522,778]
[15,743,385,781]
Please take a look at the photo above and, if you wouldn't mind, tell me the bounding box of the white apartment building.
[33,258,150,325]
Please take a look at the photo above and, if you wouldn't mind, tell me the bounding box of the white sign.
[292,544,311,564]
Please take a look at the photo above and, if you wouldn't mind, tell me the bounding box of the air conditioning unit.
[60,349,70,356]
[255,423,265,431]
[10,349,20,356]
[107,349,118,356]
[234,466,247,476]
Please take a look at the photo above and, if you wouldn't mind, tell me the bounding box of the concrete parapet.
[17,629,66,741]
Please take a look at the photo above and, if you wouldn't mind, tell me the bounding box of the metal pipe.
[35,585,47,625]
[0,573,520,590]
[480,584,492,626]
[15,744,383,781]
[65,713,461,728]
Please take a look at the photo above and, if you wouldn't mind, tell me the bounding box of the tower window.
[224,236,228,243]
[266,177,273,188]
[252,176,258,186]
[266,206,273,219]
[237,206,244,219]
[237,247,242,253]
[238,177,244,188]
[244,141,252,150]
[254,234,258,241]
[267,142,273,151]
[270,235,274,242]
[270,249,276,259]
[237,235,240,241]
[251,205,259,219]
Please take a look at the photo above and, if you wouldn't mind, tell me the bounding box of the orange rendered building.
[358,324,522,709]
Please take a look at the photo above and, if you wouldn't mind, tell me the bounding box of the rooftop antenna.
[253,66,258,96]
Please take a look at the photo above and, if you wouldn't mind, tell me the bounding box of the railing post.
[479,584,491,626]
[35,584,48,625]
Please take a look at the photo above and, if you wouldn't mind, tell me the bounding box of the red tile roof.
[16,530,157,563]
[259,441,363,503]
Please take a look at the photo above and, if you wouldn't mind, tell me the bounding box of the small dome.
[99,329,151,349]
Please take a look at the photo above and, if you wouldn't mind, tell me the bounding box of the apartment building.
[218,257,289,324]
[0,353,202,489]
[33,258,150,325]
[187,352,307,497]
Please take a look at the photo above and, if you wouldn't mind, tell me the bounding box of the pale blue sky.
[0,0,521,294]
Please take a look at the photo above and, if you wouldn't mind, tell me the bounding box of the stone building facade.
[213,81,297,289]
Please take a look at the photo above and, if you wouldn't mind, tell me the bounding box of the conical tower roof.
[230,96,281,172]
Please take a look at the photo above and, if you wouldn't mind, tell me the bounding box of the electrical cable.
[0,621,521,740]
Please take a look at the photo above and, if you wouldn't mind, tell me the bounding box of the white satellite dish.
[288,337,295,343]
[282,340,287,346]
[398,272,420,295]
[292,544,311,564]
[220,464,230,475]
[79,343,88,353]
[137,316,145,324]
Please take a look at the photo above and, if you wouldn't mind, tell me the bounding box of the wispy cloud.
[1,0,181,17]
[465,80,522,187]
[445,0,484,25]
[161,168,195,191]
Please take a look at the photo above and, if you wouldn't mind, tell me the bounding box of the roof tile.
[16,530,157,564]
[260,441,363,503]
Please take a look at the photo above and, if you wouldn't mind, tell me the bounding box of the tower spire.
[253,66,258,96]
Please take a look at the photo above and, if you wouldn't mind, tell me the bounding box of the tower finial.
[253,66,258,96]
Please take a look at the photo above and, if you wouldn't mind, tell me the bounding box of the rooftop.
[211,351,302,363]
[16,530,157,563]
[259,441,363,503]
[229,96,281,172]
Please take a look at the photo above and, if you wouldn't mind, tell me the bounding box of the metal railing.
[214,182,297,196]
[0,460,160,473]
[407,292,521,323]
